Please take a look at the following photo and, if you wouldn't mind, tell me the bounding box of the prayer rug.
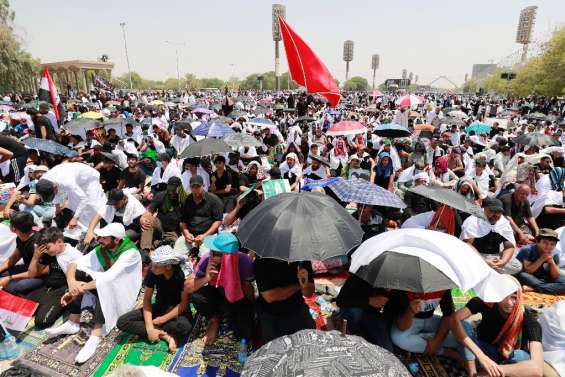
[398,353,466,377]
[168,316,247,377]
[14,326,120,377]
[522,292,565,308]
[94,334,176,377]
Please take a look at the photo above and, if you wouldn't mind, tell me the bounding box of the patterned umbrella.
[373,123,411,138]
[242,329,411,377]
[191,107,213,115]
[448,110,469,119]
[22,137,77,157]
[326,121,366,136]
[526,112,548,121]
[328,177,406,208]
[440,116,466,127]
[513,132,560,147]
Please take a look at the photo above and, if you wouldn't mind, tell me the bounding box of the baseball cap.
[537,228,559,242]
[94,223,126,239]
[189,175,204,187]
[36,179,55,202]
[167,176,182,190]
[483,198,504,212]
[203,232,239,254]
[348,154,361,162]
[107,188,125,205]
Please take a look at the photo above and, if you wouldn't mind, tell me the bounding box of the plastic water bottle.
[238,338,248,365]
[407,361,420,376]
[0,333,18,360]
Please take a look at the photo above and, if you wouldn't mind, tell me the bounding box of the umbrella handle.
[341,319,347,337]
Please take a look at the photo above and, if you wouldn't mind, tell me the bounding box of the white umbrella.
[350,228,516,302]
[541,146,565,155]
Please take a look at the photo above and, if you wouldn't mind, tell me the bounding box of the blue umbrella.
[328,177,406,208]
[22,137,78,157]
[247,118,275,128]
[193,122,234,138]
[373,123,411,138]
[465,122,491,135]
[302,177,341,191]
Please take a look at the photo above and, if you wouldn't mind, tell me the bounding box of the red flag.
[38,67,60,121]
[278,17,341,108]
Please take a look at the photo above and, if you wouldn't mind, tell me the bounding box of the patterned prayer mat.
[14,326,121,377]
[94,333,176,377]
[168,316,247,377]
[522,291,565,308]
[397,353,466,377]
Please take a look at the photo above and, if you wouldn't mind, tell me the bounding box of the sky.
[10,0,565,88]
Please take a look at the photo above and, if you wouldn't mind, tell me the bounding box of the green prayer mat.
[94,333,176,377]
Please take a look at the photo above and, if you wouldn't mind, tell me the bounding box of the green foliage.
[462,79,477,93]
[343,76,368,91]
[199,77,225,89]
[0,0,41,93]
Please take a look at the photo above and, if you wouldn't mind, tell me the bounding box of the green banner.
[262,179,291,200]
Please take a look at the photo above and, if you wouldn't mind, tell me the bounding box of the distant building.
[471,64,497,81]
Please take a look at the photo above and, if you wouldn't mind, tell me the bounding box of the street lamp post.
[371,54,379,90]
[230,64,236,90]
[119,22,133,89]
[343,40,354,84]
[165,41,185,91]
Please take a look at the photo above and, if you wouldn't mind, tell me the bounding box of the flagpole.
[120,22,133,90]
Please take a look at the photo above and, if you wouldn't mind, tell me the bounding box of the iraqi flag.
[0,290,39,331]
[38,67,60,121]
[278,17,341,108]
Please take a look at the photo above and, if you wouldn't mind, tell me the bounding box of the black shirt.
[499,193,532,227]
[16,233,39,269]
[148,191,182,232]
[472,231,507,255]
[0,136,27,158]
[388,290,454,320]
[254,258,313,315]
[39,254,66,289]
[466,297,542,346]
[35,115,55,140]
[263,134,279,148]
[120,168,146,190]
[180,191,223,235]
[536,205,564,230]
[212,168,238,198]
[99,166,122,191]
[144,266,186,312]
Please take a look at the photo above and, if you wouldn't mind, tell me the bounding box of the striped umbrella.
[326,121,366,136]
[396,95,423,108]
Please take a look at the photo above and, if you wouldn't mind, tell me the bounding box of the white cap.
[94,223,126,239]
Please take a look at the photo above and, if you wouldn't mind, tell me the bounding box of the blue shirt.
[516,244,559,278]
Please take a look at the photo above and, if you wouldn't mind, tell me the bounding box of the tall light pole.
[272,4,286,92]
[119,22,133,89]
[371,54,380,90]
[165,41,186,91]
[230,64,236,90]
[343,40,354,83]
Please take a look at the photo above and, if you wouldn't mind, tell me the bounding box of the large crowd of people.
[0,87,564,376]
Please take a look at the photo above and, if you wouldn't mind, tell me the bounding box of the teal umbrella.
[465,122,491,135]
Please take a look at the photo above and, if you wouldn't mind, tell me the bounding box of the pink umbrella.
[370,90,384,97]
[326,121,367,136]
[396,95,423,108]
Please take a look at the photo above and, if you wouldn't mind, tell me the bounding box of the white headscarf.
[151,245,193,278]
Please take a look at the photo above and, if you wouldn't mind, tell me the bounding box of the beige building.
[40,59,114,93]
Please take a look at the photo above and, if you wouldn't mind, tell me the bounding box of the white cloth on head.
[181,168,210,192]
[279,153,302,178]
[75,246,142,335]
[460,215,516,245]
[170,134,191,155]
[41,163,107,228]
[151,160,182,187]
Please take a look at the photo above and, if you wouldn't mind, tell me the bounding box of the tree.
[199,78,225,89]
[462,79,477,93]
[0,0,40,93]
[183,73,200,90]
[343,76,368,91]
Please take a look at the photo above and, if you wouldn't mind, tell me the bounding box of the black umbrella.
[295,116,316,123]
[408,185,486,219]
[64,118,103,135]
[173,120,193,131]
[242,329,411,377]
[178,138,231,158]
[513,132,559,147]
[355,252,456,292]
[228,110,247,119]
[364,107,379,113]
[283,108,296,113]
[223,133,265,149]
[21,137,77,157]
[373,123,411,138]
[238,192,363,262]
